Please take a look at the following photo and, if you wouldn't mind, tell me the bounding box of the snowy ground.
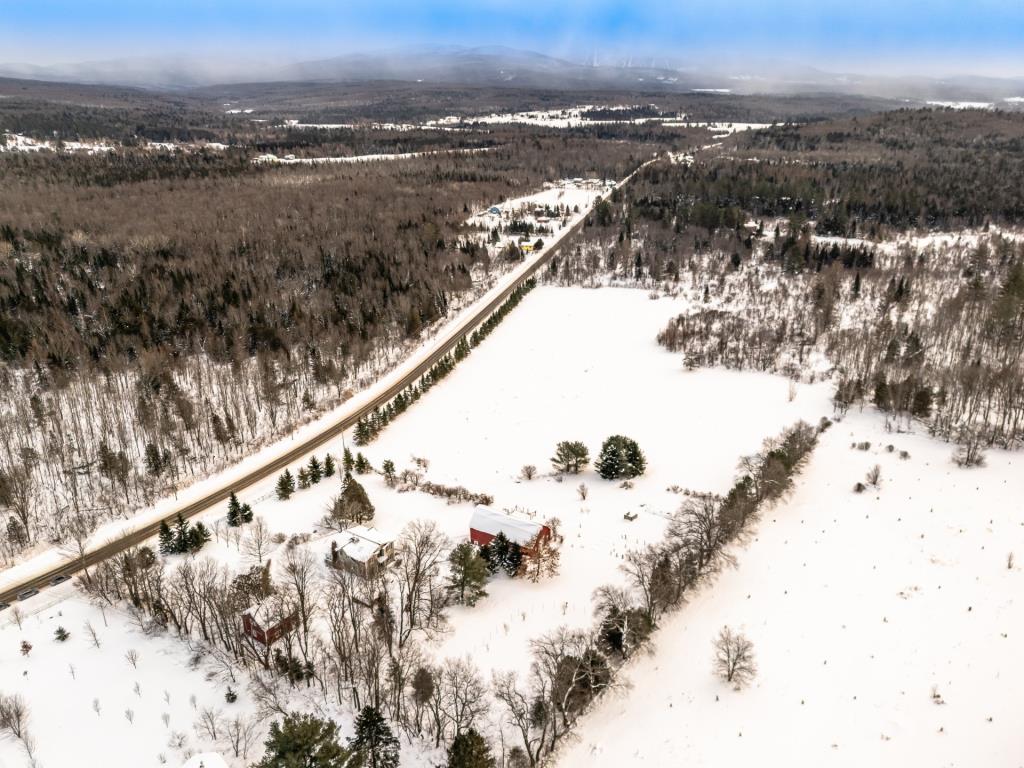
[556,407,1024,768]
[0,178,612,591]
[0,285,831,767]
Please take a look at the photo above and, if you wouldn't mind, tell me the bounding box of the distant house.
[325,526,396,578]
[469,505,550,556]
[241,603,296,646]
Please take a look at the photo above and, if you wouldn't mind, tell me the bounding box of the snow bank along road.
[0,156,659,605]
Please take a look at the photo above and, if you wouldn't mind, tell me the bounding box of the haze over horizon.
[4,0,1024,81]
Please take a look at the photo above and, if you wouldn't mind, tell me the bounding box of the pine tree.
[227,492,242,527]
[297,467,310,490]
[158,520,175,554]
[329,475,375,526]
[308,456,323,484]
[381,459,396,487]
[551,440,589,474]
[348,706,399,768]
[173,513,190,554]
[241,503,254,524]
[596,435,646,480]
[447,542,490,605]
[354,419,371,446]
[343,447,355,474]
[323,453,336,478]
[354,452,371,474]
[503,540,523,577]
[187,521,211,553]
[447,728,496,768]
[255,713,350,768]
[276,469,295,501]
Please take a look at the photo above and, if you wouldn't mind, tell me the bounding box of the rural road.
[0,159,658,605]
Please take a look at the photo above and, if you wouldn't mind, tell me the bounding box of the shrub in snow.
[54,626,70,642]
[19,640,32,656]
[519,464,537,481]
[866,464,882,487]
[853,482,867,493]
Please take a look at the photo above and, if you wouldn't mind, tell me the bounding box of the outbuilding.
[469,505,550,556]
[241,603,296,646]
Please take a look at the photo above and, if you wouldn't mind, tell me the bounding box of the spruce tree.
[241,503,254,524]
[323,453,336,478]
[276,469,295,501]
[354,419,371,446]
[308,456,323,484]
[227,492,242,527]
[173,513,190,554]
[596,435,646,480]
[348,706,399,768]
[329,475,375,526]
[354,452,371,474]
[158,519,175,554]
[381,459,396,487]
[343,447,355,474]
[447,542,490,605]
[447,728,496,768]
[187,521,211,553]
[255,713,350,768]
[503,540,523,577]
[298,467,310,490]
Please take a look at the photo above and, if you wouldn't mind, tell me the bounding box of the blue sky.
[4,0,1023,75]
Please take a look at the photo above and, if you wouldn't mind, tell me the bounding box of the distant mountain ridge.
[1,46,1022,103]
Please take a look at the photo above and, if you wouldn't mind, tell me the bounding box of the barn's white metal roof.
[470,505,544,546]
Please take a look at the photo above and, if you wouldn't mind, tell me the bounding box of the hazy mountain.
[0,46,1021,103]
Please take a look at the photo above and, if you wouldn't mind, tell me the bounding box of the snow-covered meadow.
[557,407,1024,768]
[0,284,831,767]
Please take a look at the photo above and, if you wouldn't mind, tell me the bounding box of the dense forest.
[0,114,679,559]
[550,109,1024,457]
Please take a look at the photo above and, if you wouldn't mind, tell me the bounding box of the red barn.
[241,603,296,646]
[469,505,551,556]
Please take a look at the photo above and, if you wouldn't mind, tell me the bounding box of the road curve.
[0,161,656,605]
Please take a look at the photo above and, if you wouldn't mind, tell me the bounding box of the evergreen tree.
[276,469,295,501]
[173,513,190,554]
[343,447,355,475]
[348,706,399,768]
[255,713,350,768]
[354,452,371,474]
[447,543,490,605]
[381,459,396,487]
[328,475,375,526]
[323,453,336,478]
[298,467,310,490]
[503,540,523,577]
[447,728,496,768]
[227,492,242,527]
[308,456,323,484]
[354,418,372,446]
[550,440,589,474]
[241,503,254,524]
[187,521,211,553]
[158,519,175,554]
[595,435,646,480]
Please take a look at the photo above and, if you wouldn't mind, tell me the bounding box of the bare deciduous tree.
[712,626,757,688]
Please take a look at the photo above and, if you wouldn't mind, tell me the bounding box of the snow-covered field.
[0,285,831,767]
[557,407,1024,768]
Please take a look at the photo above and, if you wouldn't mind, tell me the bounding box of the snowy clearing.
[557,407,1024,768]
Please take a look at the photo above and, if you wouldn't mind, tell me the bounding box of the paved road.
[0,167,650,605]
